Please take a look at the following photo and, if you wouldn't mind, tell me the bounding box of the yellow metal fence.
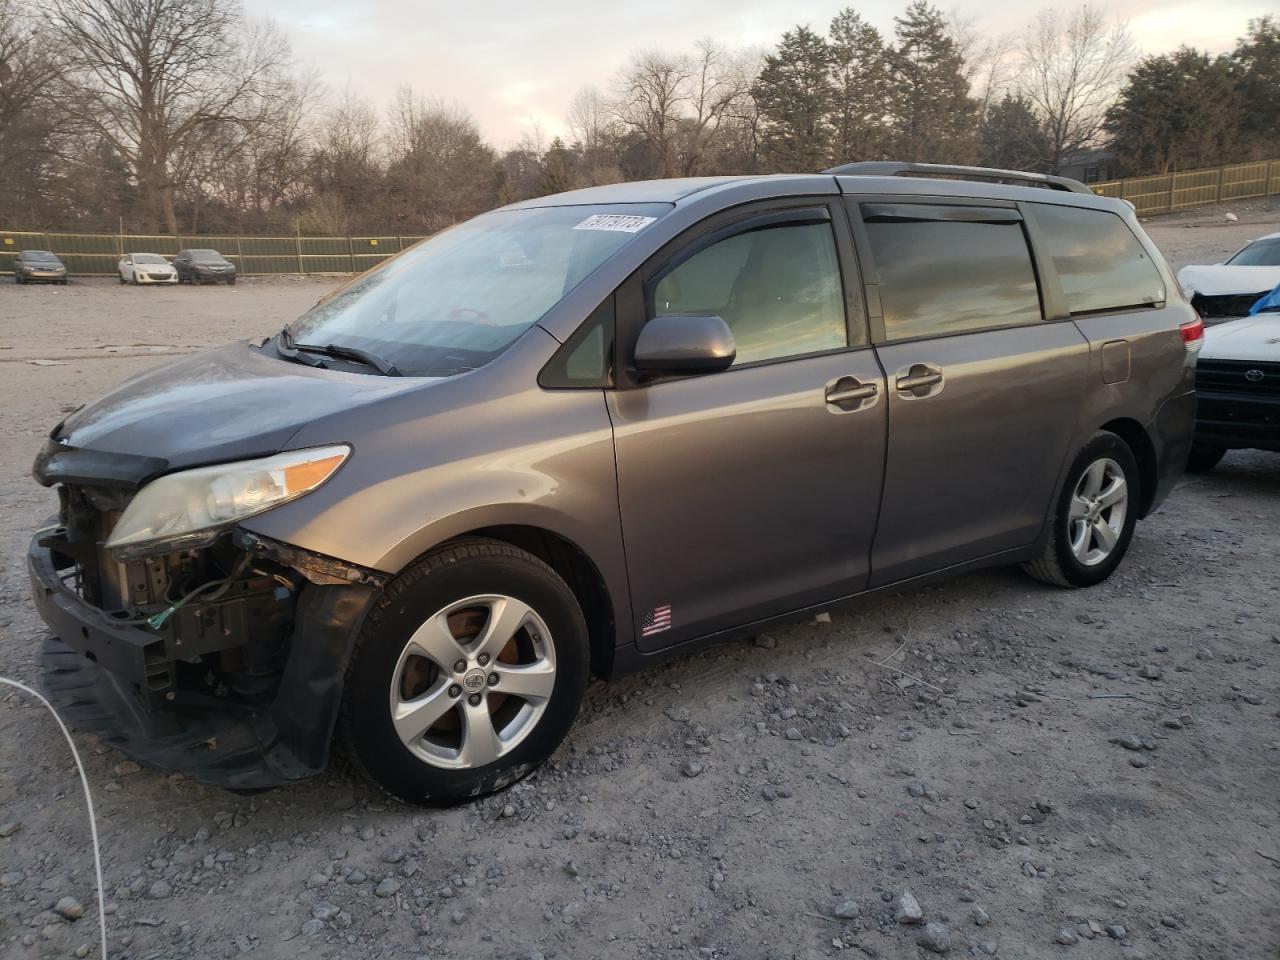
[0,231,428,277]
[1091,159,1280,216]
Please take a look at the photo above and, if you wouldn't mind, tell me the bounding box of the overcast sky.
[243,0,1275,148]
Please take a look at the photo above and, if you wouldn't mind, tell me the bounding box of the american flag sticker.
[641,604,672,637]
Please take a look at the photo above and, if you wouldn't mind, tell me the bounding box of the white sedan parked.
[118,253,178,285]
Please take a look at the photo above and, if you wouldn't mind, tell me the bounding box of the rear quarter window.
[1031,204,1165,314]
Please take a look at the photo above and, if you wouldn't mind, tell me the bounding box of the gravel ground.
[1,214,1278,960]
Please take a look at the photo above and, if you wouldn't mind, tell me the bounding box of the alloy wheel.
[388,594,556,770]
[1068,457,1128,567]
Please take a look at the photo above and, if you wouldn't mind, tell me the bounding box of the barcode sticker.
[573,214,656,233]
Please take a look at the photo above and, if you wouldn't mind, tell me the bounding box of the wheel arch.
[401,523,620,681]
[1100,417,1158,517]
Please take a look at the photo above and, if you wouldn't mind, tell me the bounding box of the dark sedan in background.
[13,250,69,284]
[174,248,237,284]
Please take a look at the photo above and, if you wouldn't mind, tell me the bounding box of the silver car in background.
[29,163,1199,804]
[13,249,69,284]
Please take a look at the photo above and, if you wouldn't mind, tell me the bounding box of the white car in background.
[1188,305,1280,472]
[1178,232,1280,322]
[118,252,178,285]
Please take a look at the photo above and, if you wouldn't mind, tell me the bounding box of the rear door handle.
[825,376,879,412]
[895,363,944,398]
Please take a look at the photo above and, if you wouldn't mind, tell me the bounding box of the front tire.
[338,538,589,805]
[1186,443,1226,474]
[1023,431,1139,588]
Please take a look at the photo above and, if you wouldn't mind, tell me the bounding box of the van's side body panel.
[609,348,888,651]
[869,324,1089,584]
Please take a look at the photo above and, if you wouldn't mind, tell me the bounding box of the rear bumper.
[28,528,376,791]
[1147,388,1196,514]
[1195,391,1280,452]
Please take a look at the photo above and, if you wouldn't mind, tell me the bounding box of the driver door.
[607,200,888,651]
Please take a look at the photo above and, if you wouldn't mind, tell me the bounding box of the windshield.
[23,251,57,261]
[190,249,223,260]
[133,254,168,264]
[1227,237,1280,267]
[286,203,669,376]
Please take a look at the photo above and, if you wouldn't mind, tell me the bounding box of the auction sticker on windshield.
[573,214,657,233]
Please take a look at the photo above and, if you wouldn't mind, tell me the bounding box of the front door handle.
[825,376,879,412]
[895,363,944,398]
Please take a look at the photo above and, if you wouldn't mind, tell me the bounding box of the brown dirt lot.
[1,218,1278,960]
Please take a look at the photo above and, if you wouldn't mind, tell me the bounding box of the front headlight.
[105,445,350,556]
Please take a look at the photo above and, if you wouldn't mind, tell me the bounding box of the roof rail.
[823,161,1094,195]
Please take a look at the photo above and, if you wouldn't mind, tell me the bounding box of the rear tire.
[1023,431,1139,588]
[1186,443,1226,474]
[338,538,589,805]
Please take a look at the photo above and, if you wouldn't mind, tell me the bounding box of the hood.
[59,340,435,468]
[1177,263,1280,298]
[1200,313,1280,362]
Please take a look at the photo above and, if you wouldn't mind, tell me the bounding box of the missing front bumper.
[28,528,379,791]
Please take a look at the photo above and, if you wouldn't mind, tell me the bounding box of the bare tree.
[52,0,292,232]
[385,88,497,231]
[567,86,614,155]
[717,46,766,173]
[614,50,691,178]
[565,87,623,187]
[0,1,67,225]
[948,8,1014,124]
[674,39,745,175]
[1017,5,1134,173]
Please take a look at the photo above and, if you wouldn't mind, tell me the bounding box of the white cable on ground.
[0,676,109,959]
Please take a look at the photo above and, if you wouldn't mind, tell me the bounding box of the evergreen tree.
[828,9,892,163]
[888,1,978,163]
[979,94,1050,172]
[1232,16,1280,158]
[1105,48,1240,174]
[752,26,835,172]
[540,137,577,195]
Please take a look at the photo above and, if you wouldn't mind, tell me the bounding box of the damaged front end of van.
[28,437,383,791]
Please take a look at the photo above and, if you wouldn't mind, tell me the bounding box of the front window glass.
[288,203,668,376]
[1228,237,1280,267]
[133,254,168,264]
[650,221,847,365]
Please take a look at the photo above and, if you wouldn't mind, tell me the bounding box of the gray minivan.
[28,163,1200,803]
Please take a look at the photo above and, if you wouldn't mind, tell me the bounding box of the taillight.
[1180,315,1204,353]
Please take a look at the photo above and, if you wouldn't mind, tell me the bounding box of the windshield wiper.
[277,330,403,376]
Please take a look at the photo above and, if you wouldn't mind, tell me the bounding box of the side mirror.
[633,314,736,375]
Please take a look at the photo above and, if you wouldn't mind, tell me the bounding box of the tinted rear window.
[860,207,1042,341]
[1031,204,1165,314]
